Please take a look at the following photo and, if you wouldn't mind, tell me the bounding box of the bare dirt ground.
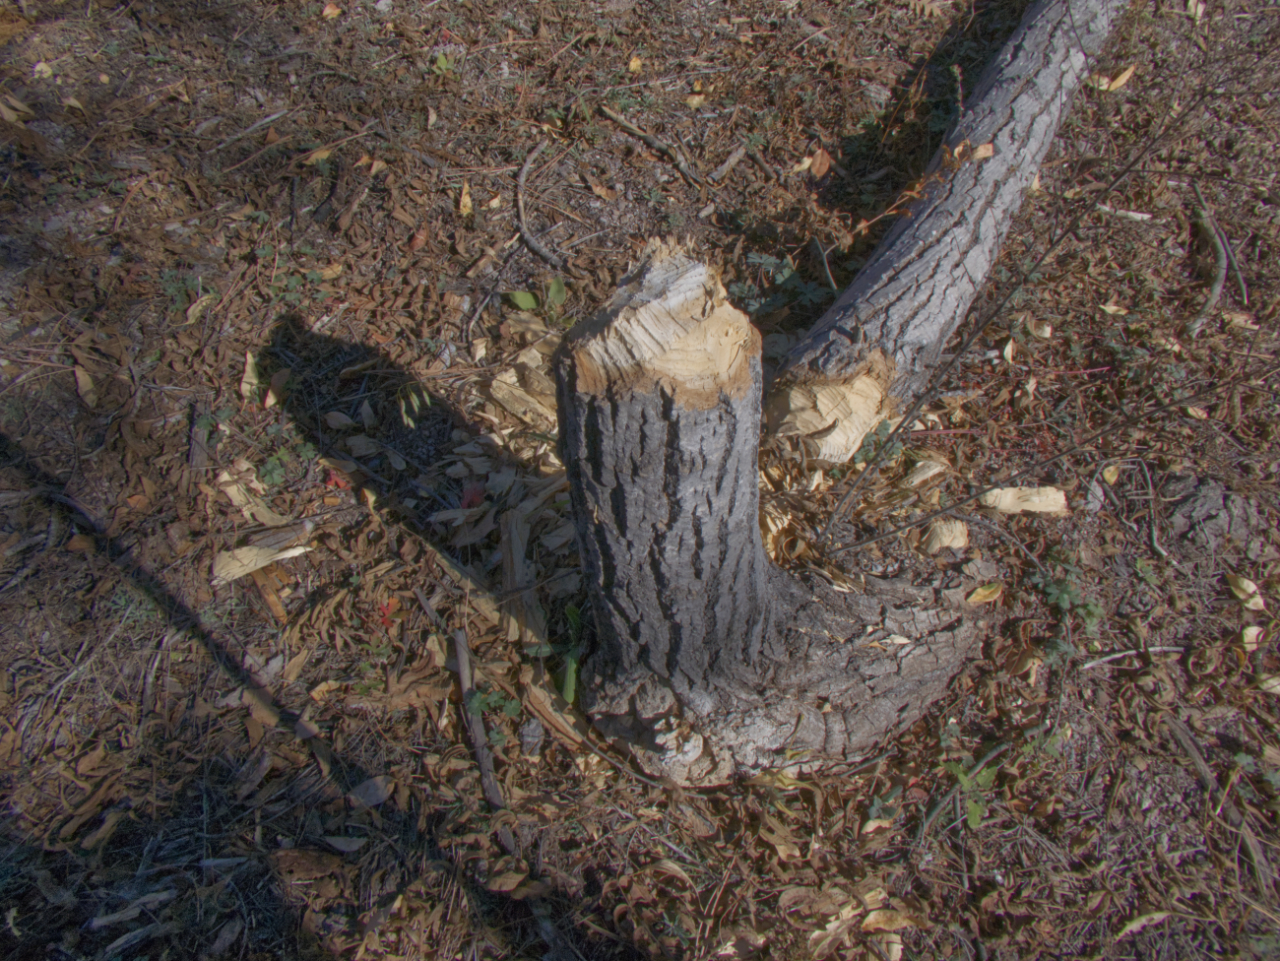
[2,0,1279,958]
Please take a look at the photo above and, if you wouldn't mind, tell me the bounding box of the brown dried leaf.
[264,368,291,409]
[74,367,98,407]
[809,148,832,179]
[240,352,260,402]
[347,775,394,809]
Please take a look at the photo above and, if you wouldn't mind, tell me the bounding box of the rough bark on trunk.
[557,245,974,782]
[769,0,1130,463]
[553,0,1130,782]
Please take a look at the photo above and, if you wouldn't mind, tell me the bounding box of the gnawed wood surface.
[556,245,976,782]
[771,0,1131,458]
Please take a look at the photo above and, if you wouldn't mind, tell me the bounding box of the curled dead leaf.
[459,181,473,217]
[1107,65,1137,91]
[1116,912,1171,940]
[922,518,967,554]
[184,292,218,326]
[321,2,342,18]
[967,583,1003,605]
[240,351,260,402]
[346,775,394,809]
[74,367,98,408]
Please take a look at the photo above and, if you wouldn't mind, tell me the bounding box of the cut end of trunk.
[765,350,893,462]
[565,240,759,409]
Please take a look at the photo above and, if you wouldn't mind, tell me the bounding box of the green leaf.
[507,290,539,310]
[546,275,567,309]
[966,797,986,830]
[562,653,579,705]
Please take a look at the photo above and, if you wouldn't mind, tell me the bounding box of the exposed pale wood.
[773,0,1131,412]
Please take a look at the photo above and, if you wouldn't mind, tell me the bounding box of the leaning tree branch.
[766,0,1134,471]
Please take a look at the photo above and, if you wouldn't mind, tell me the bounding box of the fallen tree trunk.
[769,0,1130,462]
[554,0,1130,782]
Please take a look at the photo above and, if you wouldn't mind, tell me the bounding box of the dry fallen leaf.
[264,368,291,409]
[347,775,394,809]
[1242,626,1264,652]
[303,148,332,165]
[184,292,217,326]
[74,367,98,408]
[922,518,967,554]
[459,181,473,217]
[211,546,311,586]
[1116,912,1172,940]
[1226,574,1266,611]
[240,352,260,402]
[487,870,529,893]
[320,263,344,280]
[862,909,924,933]
[321,3,342,18]
[810,148,832,178]
[967,583,1004,605]
[686,93,707,109]
[1108,65,1137,91]
[1028,318,1053,340]
[628,55,643,73]
[324,411,358,430]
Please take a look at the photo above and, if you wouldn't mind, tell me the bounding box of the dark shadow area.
[0,312,642,958]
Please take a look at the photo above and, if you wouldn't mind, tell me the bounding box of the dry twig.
[1186,182,1229,338]
[516,141,572,272]
[599,104,702,184]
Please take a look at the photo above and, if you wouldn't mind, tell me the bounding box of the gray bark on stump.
[553,0,1130,782]
[556,246,973,782]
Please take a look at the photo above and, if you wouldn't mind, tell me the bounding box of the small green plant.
[160,270,202,311]
[258,452,289,487]
[431,52,455,78]
[506,276,568,322]
[852,418,905,467]
[467,686,522,718]
[944,758,999,829]
[1028,552,1106,634]
[727,253,833,318]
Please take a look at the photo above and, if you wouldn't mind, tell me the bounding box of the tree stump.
[556,244,975,782]
[553,0,1132,782]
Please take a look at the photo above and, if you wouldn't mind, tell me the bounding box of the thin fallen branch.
[516,141,572,272]
[709,145,747,182]
[1081,646,1185,669]
[452,625,507,813]
[599,104,702,185]
[213,109,291,151]
[1187,182,1229,338]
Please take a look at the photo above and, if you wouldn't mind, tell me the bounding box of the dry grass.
[1,0,1279,959]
